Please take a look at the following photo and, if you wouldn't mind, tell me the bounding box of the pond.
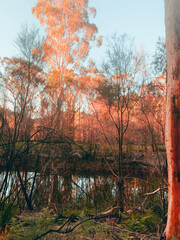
[0,169,165,212]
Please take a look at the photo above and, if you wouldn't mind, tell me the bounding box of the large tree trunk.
[164,0,180,238]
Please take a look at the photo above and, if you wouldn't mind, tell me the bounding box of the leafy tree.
[152,37,166,75]
[92,34,140,212]
[0,25,44,210]
[32,0,101,133]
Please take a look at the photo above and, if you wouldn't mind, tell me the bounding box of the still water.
[0,170,163,211]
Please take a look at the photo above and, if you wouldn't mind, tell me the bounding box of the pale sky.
[0,0,165,63]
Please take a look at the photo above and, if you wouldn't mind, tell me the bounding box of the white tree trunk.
[165,0,180,238]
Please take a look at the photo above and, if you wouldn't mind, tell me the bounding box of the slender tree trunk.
[52,174,59,204]
[165,0,180,238]
[16,169,34,210]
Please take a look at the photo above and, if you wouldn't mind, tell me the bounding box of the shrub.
[0,198,19,232]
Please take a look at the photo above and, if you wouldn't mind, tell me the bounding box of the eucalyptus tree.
[32,0,101,133]
[94,34,140,212]
[164,0,180,238]
[0,25,45,210]
[152,37,166,75]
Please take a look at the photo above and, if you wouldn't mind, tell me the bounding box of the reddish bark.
[165,0,180,238]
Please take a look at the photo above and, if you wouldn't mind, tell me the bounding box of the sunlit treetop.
[32,0,101,79]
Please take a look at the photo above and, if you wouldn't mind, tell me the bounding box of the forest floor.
[3,208,163,240]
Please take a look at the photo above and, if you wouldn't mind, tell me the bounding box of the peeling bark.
[165,0,180,238]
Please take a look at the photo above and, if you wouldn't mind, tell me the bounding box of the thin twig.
[144,187,167,196]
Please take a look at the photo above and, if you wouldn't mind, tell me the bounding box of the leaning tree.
[164,0,180,238]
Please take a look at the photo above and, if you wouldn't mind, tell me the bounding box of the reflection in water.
[0,171,162,210]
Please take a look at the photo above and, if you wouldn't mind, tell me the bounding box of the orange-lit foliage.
[32,0,100,84]
[136,75,166,147]
[72,74,166,152]
[1,57,43,139]
[1,57,42,110]
[32,0,100,134]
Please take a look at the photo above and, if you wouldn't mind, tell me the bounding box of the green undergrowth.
[5,210,130,240]
[0,205,165,240]
[1,141,166,154]
[123,210,162,233]
[0,198,19,232]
